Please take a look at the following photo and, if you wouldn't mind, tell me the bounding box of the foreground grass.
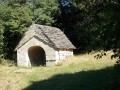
[0,52,120,90]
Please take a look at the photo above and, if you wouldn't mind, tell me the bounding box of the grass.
[0,52,120,90]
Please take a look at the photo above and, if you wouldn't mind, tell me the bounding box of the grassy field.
[0,52,120,90]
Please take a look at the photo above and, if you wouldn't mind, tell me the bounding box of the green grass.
[0,52,120,90]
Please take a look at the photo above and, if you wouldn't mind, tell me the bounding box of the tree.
[0,24,3,59]
[0,0,59,59]
[56,0,120,58]
[2,3,33,59]
[55,0,90,52]
[73,0,120,58]
[27,0,59,25]
[0,3,6,59]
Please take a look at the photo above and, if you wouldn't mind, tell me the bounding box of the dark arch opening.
[28,46,46,66]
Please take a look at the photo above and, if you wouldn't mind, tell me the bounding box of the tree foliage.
[0,0,59,59]
[0,0,120,61]
[55,0,120,58]
[27,0,59,25]
[73,0,120,58]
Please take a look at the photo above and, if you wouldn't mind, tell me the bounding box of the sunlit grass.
[0,52,118,90]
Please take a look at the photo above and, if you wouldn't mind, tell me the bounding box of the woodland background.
[0,0,120,61]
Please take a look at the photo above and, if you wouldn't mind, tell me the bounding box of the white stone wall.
[55,50,73,64]
[17,50,29,66]
[17,37,56,67]
[17,37,74,67]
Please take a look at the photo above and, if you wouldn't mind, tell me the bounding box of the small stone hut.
[15,24,76,67]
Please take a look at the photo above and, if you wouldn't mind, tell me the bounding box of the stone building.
[15,24,76,67]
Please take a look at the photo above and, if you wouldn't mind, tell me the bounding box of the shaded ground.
[23,66,120,90]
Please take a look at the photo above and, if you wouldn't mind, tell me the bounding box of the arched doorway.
[28,46,46,66]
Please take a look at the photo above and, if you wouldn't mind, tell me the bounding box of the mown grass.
[0,52,120,90]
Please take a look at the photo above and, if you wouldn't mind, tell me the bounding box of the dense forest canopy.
[0,0,120,61]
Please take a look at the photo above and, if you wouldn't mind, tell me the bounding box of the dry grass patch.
[60,51,116,66]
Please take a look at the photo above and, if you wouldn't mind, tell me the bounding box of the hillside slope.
[0,52,119,90]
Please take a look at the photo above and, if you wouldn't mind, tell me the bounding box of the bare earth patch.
[0,79,19,90]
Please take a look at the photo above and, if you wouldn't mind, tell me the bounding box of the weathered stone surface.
[16,24,75,67]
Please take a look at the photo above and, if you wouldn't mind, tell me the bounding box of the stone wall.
[55,50,73,64]
[17,37,74,67]
[17,37,56,67]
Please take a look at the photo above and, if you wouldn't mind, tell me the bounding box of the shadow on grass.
[23,67,120,90]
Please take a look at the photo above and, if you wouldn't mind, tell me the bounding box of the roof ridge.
[15,24,76,51]
[38,26,56,47]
